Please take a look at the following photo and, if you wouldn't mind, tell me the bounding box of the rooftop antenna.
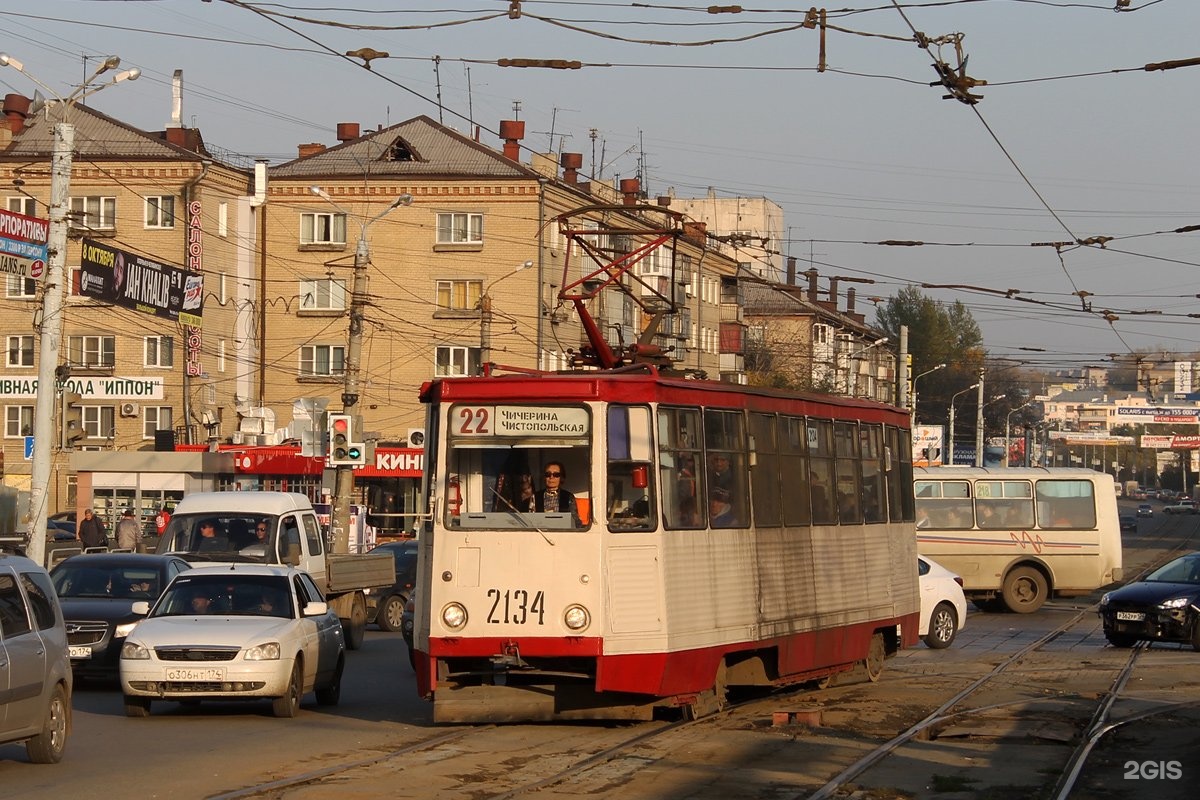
[511,100,521,120]
[589,128,598,179]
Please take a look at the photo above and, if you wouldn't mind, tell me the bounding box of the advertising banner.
[0,207,49,280]
[912,425,944,467]
[79,238,203,325]
[1112,406,1200,424]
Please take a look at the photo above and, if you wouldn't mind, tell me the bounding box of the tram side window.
[704,409,747,529]
[860,424,886,524]
[808,419,837,525]
[750,413,781,527]
[887,426,915,522]
[915,480,974,529]
[658,407,704,530]
[975,480,1034,529]
[1036,479,1097,529]
[607,405,655,532]
[781,416,811,526]
[834,421,863,524]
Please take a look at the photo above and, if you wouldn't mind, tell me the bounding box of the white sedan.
[119,565,344,718]
[918,555,968,649]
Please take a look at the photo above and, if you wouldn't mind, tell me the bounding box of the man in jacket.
[115,508,141,550]
[77,508,108,549]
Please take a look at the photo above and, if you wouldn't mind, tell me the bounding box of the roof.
[50,552,184,569]
[182,564,298,578]
[269,116,540,180]
[172,492,314,516]
[0,100,213,162]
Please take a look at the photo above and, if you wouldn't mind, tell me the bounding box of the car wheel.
[378,595,405,632]
[123,695,152,718]
[316,656,344,706]
[924,602,959,649]
[25,684,70,764]
[1001,566,1048,614]
[1105,631,1138,648]
[863,632,885,682]
[1191,618,1200,653]
[272,661,302,718]
[344,595,367,650]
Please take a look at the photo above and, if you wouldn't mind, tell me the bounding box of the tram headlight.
[441,602,468,630]
[563,604,591,632]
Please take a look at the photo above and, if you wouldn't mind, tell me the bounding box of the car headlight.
[115,621,140,639]
[1099,592,1111,607]
[245,642,281,661]
[441,602,467,630]
[1158,597,1190,610]
[121,642,150,660]
[563,604,591,632]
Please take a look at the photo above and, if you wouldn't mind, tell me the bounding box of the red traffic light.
[332,417,349,434]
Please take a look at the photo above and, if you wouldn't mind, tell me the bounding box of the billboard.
[0,207,49,281]
[912,425,944,467]
[1112,406,1200,424]
[79,238,203,325]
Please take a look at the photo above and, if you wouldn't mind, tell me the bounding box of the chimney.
[560,152,582,183]
[620,178,640,206]
[167,69,184,130]
[297,143,327,158]
[683,221,707,244]
[3,93,31,134]
[786,257,797,286]
[827,277,839,310]
[805,268,819,302]
[165,127,188,148]
[336,122,361,142]
[499,119,525,161]
[656,196,671,207]
[846,287,856,315]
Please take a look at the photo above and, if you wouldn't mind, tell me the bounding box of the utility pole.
[480,260,534,370]
[974,371,985,467]
[309,187,411,554]
[2,53,139,566]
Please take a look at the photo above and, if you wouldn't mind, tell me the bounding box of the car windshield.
[1144,555,1200,584]
[153,574,293,619]
[157,513,278,562]
[51,564,161,599]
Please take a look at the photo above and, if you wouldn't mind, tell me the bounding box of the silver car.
[0,552,73,763]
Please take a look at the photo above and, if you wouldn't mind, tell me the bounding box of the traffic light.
[327,412,365,466]
[62,390,86,446]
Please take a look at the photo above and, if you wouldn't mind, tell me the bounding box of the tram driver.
[535,461,582,527]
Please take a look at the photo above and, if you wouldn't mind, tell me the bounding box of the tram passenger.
[709,487,737,527]
[535,461,582,527]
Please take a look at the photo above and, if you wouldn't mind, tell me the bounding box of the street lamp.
[947,383,980,466]
[480,260,534,371]
[1004,399,1036,467]
[910,362,947,428]
[309,186,411,555]
[845,336,888,398]
[2,53,140,567]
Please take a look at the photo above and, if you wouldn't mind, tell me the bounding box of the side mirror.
[302,601,328,617]
[131,600,150,615]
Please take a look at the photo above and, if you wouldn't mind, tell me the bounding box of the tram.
[410,206,919,722]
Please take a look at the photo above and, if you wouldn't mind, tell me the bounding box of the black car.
[364,539,418,632]
[49,553,192,679]
[1098,552,1200,650]
[1119,514,1137,532]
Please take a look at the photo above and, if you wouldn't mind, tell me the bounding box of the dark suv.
[0,553,73,763]
[364,540,419,632]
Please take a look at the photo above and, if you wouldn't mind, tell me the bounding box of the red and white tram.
[412,373,920,722]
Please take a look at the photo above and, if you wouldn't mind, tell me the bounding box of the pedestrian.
[115,508,141,550]
[77,508,108,549]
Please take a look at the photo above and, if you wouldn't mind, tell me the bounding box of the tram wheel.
[1001,566,1048,614]
[863,633,885,683]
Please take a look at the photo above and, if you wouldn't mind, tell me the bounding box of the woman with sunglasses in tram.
[534,461,582,527]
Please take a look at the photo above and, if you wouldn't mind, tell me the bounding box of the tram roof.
[913,466,1115,481]
[420,372,909,424]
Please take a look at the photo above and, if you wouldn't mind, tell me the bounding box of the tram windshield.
[443,403,593,530]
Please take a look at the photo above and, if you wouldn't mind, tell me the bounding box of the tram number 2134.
[486,588,546,625]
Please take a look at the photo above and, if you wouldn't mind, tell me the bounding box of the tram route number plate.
[1115,611,1145,622]
[165,667,225,681]
[68,646,92,659]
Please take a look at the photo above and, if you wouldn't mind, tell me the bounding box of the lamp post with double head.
[480,260,534,371]
[1005,399,1036,467]
[1,53,140,566]
[910,362,947,428]
[309,186,411,554]
[948,383,980,466]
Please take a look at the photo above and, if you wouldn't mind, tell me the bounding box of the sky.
[2,0,1197,375]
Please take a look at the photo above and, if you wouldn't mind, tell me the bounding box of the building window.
[300,344,345,377]
[435,345,480,377]
[300,278,347,311]
[300,212,346,245]
[217,339,226,373]
[144,195,176,229]
[436,212,483,244]
[84,405,116,439]
[144,336,174,367]
[144,406,173,439]
[68,335,116,368]
[435,279,482,311]
[218,201,228,237]
[7,335,34,367]
[69,195,117,230]
[5,275,35,299]
[5,405,33,437]
[6,196,38,215]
